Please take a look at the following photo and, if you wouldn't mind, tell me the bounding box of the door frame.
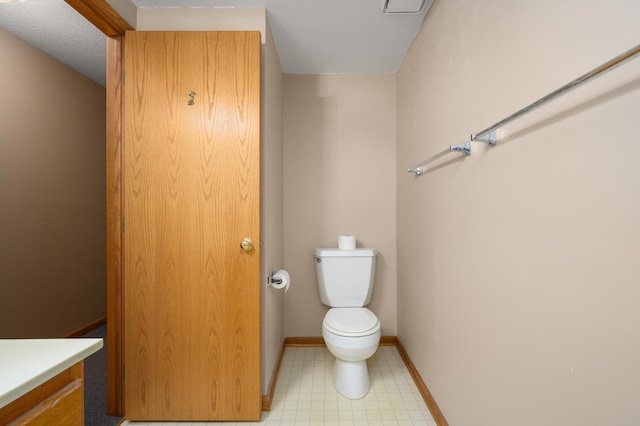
[104,34,125,417]
[63,0,131,416]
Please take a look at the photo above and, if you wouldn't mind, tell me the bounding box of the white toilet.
[314,248,381,399]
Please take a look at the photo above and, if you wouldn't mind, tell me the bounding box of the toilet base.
[333,358,371,399]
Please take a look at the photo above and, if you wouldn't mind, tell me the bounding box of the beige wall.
[283,74,397,337]
[137,7,266,34]
[261,19,285,396]
[136,9,285,395]
[0,29,106,337]
[396,1,640,425]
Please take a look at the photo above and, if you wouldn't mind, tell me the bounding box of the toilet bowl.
[322,307,381,399]
[314,248,380,399]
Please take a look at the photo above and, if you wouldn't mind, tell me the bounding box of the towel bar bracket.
[451,141,472,155]
[471,132,497,145]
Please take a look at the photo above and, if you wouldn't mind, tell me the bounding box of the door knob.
[240,238,254,252]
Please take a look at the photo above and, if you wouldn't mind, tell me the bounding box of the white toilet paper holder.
[267,271,283,286]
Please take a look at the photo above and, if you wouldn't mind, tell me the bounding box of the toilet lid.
[324,308,380,337]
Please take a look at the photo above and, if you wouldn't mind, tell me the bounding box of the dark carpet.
[82,325,123,426]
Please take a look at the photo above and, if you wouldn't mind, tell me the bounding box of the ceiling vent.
[382,0,432,14]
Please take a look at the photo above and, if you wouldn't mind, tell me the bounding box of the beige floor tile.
[122,346,437,426]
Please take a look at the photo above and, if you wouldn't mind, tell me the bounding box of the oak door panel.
[123,31,261,421]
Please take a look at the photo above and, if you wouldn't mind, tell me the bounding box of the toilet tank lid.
[314,248,377,257]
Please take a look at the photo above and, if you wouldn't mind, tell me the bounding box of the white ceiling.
[0,0,107,85]
[0,0,432,87]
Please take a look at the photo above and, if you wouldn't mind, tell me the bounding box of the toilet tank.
[314,248,377,307]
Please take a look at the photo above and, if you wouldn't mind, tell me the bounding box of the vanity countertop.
[0,338,103,408]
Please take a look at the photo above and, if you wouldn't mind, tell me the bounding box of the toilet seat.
[323,308,380,337]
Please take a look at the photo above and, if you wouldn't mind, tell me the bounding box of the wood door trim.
[62,0,129,416]
[64,0,132,37]
[106,35,124,416]
[261,341,287,411]
[394,339,449,426]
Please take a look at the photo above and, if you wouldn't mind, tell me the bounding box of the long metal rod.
[407,147,450,174]
[408,141,471,175]
[408,42,640,175]
[472,42,640,141]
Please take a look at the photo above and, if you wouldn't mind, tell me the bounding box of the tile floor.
[123,345,436,425]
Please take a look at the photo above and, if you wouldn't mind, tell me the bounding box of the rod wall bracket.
[471,131,497,145]
[451,140,472,155]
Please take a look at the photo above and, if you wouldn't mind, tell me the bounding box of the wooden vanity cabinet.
[0,362,84,426]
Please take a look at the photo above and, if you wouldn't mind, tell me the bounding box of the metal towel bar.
[408,42,640,175]
[407,141,471,175]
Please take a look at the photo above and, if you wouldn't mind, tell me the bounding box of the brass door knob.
[240,238,254,252]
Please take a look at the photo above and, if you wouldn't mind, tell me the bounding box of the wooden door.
[122,31,261,421]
